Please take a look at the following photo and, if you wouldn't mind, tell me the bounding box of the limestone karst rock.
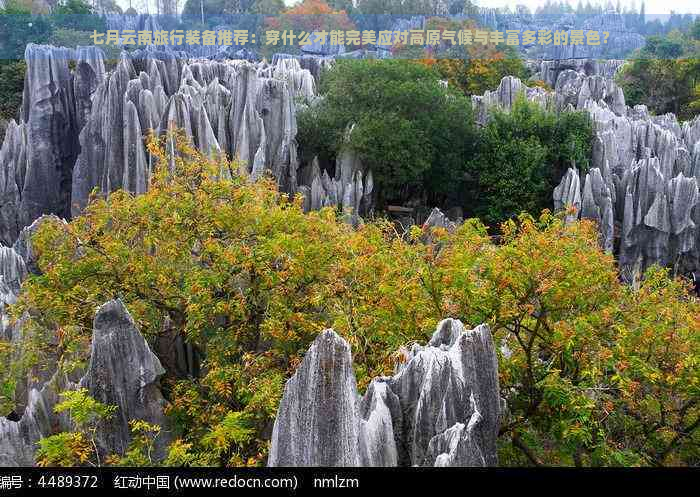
[471,75,553,126]
[0,375,69,466]
[0,245,27,340]
[0,298,169,466]
[422,207,461,233]
[268,319,501,467]
[80,299,170,459]
[553,167,582,223]
[19,45,81,230]
[0,22,690,277]
[12,214,66,276]
[580,168,615,253]
[473,60,700,278]
[272,53,333,84]
[0,246,27,307]
[537,12,644,62]
[0,240,53,413]
[0,42,323,241]
[298,127,375,219]
[0,44,105,243]
[0,120,27,246]
[267,329,362,467]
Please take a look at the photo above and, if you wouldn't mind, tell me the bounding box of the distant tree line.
[617,20,700,120]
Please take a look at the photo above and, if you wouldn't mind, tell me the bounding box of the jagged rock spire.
[0,45,317,243]
[269,319,501,467]
[0,298,169,466]
[486,61,700,276]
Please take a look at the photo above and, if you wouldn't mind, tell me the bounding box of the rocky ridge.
[268,319,501,467]
[473,59,700,280]
[0,42,371,246]
[0,211,169,466]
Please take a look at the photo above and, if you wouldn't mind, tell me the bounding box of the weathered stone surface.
[471,75,553,126]
[80,299,170,459]
[268,330,360,467]
[0,299,169,466]
[0,375,69,466]
[580,168,615,253]
[299,127,374,219]
[0,44,105,237]
[0,246,27,307]
[0,120,27,246]
[473,60,700,277]
[11,214,65,276]
[422,207,460,233]
[553,167,581,223]
[0,245,27,341]
[269,319,501,467]
[19,45,81,229]
[1,42,320,241]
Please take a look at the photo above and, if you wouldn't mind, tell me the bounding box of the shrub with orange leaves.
[264,0,355,48]
[4,136,698,467]
[393,17,527,96]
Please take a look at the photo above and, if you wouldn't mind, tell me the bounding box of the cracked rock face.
[0,35,371,240]
[268,318,501,467]
[473,61,700,279]
[267,329,361,467]
[0,44,103,246]
[79,299,169,459]
[0,298,169,466]
[0,43,321,243]
[69,51,313,218]
[0,245,27,341]
[298,147,374,221]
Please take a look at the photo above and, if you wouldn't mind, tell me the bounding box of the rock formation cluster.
[0,212,169,465]
[473,59,700,280]
[268,319,501,467]
[0,42,337,246]
[0,8,695,468]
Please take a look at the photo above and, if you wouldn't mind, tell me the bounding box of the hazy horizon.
[115,0,699,17]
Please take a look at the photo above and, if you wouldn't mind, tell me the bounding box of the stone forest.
[0,0,698,469]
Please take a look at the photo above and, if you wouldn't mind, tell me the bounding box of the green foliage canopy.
[297,59,476,207]
[466,96,593,228]
[3,136,697,467]
[617,29,700,120]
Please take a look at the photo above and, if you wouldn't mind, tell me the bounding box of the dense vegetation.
[0,61,26,131]
[1,136,697,467]
[617,22,700,120]
[0,0,106,59]
[466,96,592,227]
[0,0,698,469]
[298,59,476,207]
[395,16,528,97]
[298,59,593,226]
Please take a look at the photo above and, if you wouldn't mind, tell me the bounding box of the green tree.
[36,389,117,467]
[8,135,698,467]
[181,0,228,25]
[466,96,593,228]
[0,1,53,60]
[0,60,25,122]
[396,17,527,97]
[297,59,476,207]
[12,135,444,465]
[249,0,284,14]
[442,212,699,466]
[617,30,700,119]
[50,0,106,32]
